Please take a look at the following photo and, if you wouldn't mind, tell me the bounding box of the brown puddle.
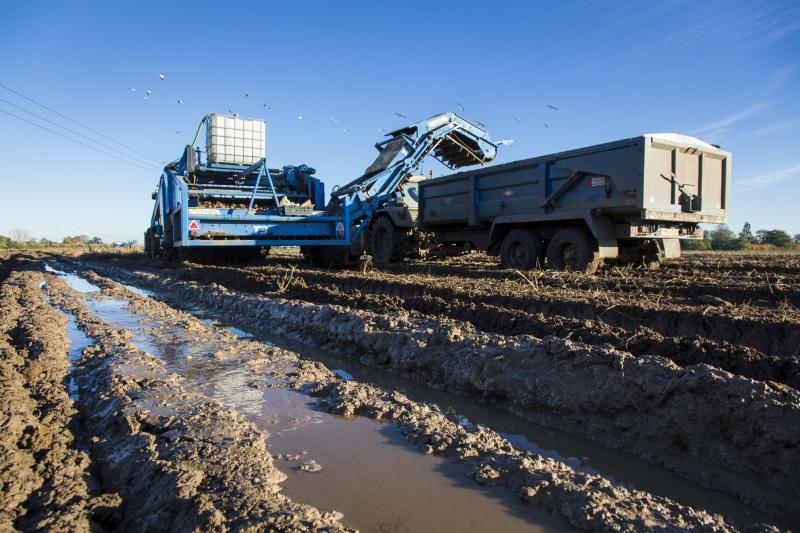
[51,266,572,531]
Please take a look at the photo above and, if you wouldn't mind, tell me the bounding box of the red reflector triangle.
[188,220,199,230]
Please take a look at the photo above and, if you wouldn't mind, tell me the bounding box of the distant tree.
[738,222,754,246]
[709,225,741,250]
[0,235,10,248]
[38,238,52,247]
[88,236,103,245]
[10,227,32,243]
[78,234,89,244]
[62,235,83,246]
[755,229,794,249]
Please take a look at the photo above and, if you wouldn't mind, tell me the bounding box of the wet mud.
[73,258,800,521]
[3,250,798,531]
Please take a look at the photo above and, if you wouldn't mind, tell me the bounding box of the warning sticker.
[591,176,605,187]
[336,222,345,238]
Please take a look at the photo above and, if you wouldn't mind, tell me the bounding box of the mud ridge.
[136,258,800,358]
[138,260,800,389]
[0,270,117,531]
[60,264,768,531]
[78,260,800,517]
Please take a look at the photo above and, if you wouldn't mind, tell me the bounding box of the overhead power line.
[0,96,160,171]
[0,82,163,165]
[0,107,159,173]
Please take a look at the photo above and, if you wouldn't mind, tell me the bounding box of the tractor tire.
[499,229,545,270]
[546,228,601,274]
[370,216,409,265]
[318,246,356,268]
[144,230,152,257]
[300,246,323,266]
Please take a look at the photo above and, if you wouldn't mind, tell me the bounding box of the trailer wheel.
[546,228,600,274]
[500,229,545,270]
[616,239,662,270]
[370,216,408,265]
[639,239,663,270]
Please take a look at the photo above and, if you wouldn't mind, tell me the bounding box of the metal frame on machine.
[150,112,498,253]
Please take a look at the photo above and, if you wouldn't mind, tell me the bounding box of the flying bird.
[378,127,387,132]
[545,105,558,111]
[263,104,272,111]
[329,116,339,124]
[496,138,514,145]
[244,91,250,98]
[457,102,465,113]
[544,122,551,128]
[175,129,181,135]
[159,72,166,81]
[145,90,152,96]
[177,98,184,104]
[298,112,304,120]
[394,112,407,119]
[129,87,136,92]
[342,128,348,133]
[513,116,522,123]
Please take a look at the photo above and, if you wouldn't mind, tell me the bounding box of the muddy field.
[1,249,798,531]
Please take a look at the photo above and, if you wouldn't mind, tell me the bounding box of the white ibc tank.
[206,114,266,165]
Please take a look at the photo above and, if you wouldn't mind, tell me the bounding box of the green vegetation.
[682,222,800,251]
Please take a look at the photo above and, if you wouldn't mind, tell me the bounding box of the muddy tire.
[639,240,663,270]
[370,216,408,265]
[318,246,357,268]
[144,230,152,257]
[300,246,323,266]
[546,228,600,274]
[500,229,545,270]
[616,239,663,270]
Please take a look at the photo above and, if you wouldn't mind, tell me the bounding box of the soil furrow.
[80,259,800,518]
[117,259,800,389]
[60,265,766,532]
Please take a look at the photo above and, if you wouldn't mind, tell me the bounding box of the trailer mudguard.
[584,211,619,259]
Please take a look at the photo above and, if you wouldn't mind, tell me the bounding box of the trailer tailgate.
[642,134,730,223]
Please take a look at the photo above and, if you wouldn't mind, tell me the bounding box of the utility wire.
[0,96,160,171]
[0,107,159,173]
[0,82,163,165]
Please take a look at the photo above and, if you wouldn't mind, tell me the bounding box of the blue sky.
[1,0,798,242]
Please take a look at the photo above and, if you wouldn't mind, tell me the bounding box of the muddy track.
[41,274,350,532]
[36,260,763,531]
[78,259,800,518]
[87,257,800,387]
[0,269,118,530]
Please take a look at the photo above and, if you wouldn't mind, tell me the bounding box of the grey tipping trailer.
[414,134,730,272]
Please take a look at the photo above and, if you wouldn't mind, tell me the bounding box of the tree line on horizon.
[0,228,137,249]
[682,222,800,251]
